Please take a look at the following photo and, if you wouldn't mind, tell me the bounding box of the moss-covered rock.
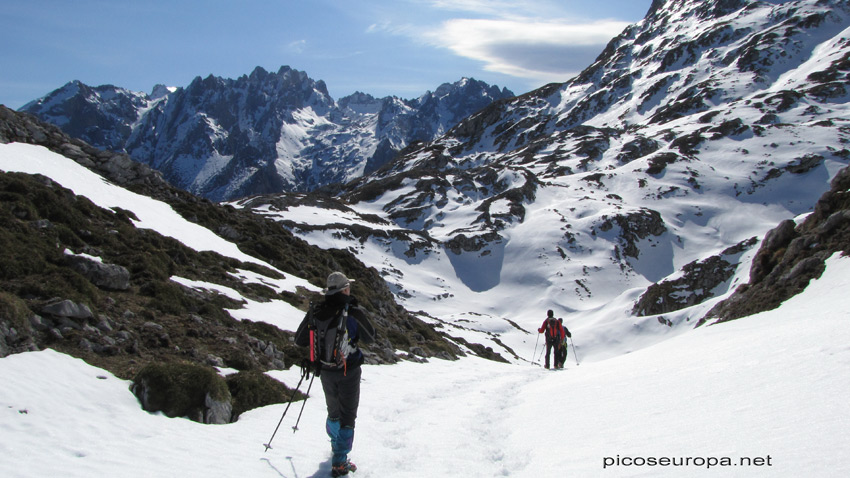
[132,362,232,424]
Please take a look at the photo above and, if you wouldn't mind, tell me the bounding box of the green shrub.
[226,370,303,420]
[132,362,231,420]
[224,349,256,371]
[0,292,32,332]
[141,282,189,315]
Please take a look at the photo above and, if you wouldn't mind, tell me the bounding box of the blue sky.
[0,0,652,109]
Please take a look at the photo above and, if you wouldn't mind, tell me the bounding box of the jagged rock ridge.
[21,68,514,201]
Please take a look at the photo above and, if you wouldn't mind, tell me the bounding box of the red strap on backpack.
[309,329,316,362]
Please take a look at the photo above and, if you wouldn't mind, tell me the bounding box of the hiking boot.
[331,460,357,477]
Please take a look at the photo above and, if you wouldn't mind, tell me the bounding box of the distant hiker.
[538,310,564,369]
[295,272,375,477]
[555,318,572,369]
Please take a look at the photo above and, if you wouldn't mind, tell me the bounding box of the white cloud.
[287,39,307,54]
[424,18,631,81]
[362,0,640,86]
[367,21,414,36]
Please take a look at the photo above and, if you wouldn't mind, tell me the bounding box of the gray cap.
[323,271,354,295]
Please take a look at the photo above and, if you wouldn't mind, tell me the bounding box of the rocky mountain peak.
[338,91,383,115]
[647,0,750,21]
[149,84,174,101]
[22,68,512,200]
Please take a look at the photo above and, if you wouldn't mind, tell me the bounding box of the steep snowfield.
[0,143,270,268]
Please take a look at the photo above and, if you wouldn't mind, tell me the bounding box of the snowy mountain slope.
[21,68,514,201]
[2,253,849,477]
[240,0,850,362]
[0,115,463,378]
[0,143,275,268]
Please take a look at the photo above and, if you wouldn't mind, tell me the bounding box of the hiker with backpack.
[537,310,564,369]
[555,317,572,369]
[295,272,375,477]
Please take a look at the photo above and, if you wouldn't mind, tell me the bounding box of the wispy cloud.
[370,1,635,85]
[287,40,307,54]
[366,21,414,36]
[424,18,631,81]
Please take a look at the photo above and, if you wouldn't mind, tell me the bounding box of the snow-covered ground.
[3,141,850,476]
[2,254,849,477]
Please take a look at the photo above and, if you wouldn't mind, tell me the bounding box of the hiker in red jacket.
[538,310,564,369]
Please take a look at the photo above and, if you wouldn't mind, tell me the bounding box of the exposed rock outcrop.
[701,165,850,324]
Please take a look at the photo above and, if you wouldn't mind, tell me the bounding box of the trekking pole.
[569,337,581,366]
[291,370,316,433]
[531,334,541,366]
[263,364,309,452]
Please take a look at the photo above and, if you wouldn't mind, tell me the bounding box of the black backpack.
[308,303,353,372]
